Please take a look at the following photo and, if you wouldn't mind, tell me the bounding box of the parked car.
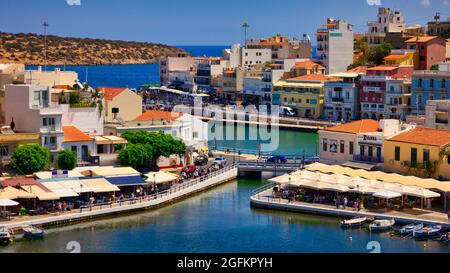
[181,165,197,175]
[194,156,209,166]
[213,156,227,166]
[267,156,288,164]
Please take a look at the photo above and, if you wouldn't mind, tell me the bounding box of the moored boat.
[0,229,14,246]
[440,232,450,244]
[22,225,45,239]
[369,219,395,232]
[341,216,374,228]
[413,225,442,240]
[400,223,423,236]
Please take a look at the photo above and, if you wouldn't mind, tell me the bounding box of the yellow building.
[0,130,40,167]
[384,127,450,180]
[384,50,417,68]
[273,74,340,118]
[100,87,143,122]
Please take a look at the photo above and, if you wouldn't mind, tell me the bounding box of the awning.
[342,161,378,171]
[95,136,128,145]
[402,187,441,199]
[373,191,402,199]
[144,172,178,184]
[78,167,140,177]
[0,186,36,199]
[40,182,79,198]
[105,176,147,187]
[20,185,59,201]
[34,171,84,180]
[0,198,19,207]
[78,178,120,193]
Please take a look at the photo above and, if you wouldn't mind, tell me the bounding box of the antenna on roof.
[242,22,250,47]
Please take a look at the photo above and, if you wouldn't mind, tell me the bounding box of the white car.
[213,156,227,166]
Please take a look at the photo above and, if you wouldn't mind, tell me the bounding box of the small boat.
[413,225,442,240]
[400,223,424,235]
[341,216,374,228]
[0,229,14,246]
[369,219,395,232]
[22,225,45,239]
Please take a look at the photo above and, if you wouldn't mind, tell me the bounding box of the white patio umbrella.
[321,183,351,193]
[300,181,336,191]
[402,187,440,199]
[373,191,402,199]
[348,185,378,194]
[365,180,385,189]
[268,173,298,184]
[0,198,19,212]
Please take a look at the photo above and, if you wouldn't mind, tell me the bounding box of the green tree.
[121,131,186,169]
[118,144,153,169]
[367,43,393,65]
[11,145,50,175]
[56,150,77,170]
[443,27,450,39]
[69,92,81,104]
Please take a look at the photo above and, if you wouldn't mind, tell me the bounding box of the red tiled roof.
[405,36,439,43]
[325,120,380,134]
[0,178,37,187]
[346,66,368,74]
[288,74,341,82]
[52,85,72,90]
[63,126,93,143]
[295,60,325,70]
[134,110,184,122]
[388,127,450,147]
[367,66,399,71]
[98,87,127,100]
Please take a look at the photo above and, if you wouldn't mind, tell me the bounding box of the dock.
[251,187,450,228]
[1,166,238,232]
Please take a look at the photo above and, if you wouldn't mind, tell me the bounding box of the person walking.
[343,197,348,209]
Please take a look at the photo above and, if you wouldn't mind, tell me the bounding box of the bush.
[57,150,77,170]
[12,145,50,175]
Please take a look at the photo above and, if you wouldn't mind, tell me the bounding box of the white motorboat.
[369,219,395,232]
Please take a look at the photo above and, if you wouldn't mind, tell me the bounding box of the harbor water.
[1,178,449,253]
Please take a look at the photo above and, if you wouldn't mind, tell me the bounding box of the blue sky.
[1,0,450,45]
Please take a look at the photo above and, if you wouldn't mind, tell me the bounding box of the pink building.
[406,36,446,70]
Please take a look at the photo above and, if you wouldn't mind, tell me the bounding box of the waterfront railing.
[79,165,237,213]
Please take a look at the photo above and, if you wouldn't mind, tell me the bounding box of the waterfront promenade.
[251,188,450,227]
[1,166,238,232]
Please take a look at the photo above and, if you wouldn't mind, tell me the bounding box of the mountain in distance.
[0,32,189,66]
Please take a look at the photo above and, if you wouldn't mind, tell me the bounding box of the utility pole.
[43,21,49,71]
[242,23,249,47]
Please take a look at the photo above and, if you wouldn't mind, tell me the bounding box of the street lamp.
[42,21,49,72]
[153,173,156,193]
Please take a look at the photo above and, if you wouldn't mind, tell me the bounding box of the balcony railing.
[332,97,344,102]
[353,155,383,163]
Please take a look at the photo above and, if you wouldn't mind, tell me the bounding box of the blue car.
[267,156,288,164]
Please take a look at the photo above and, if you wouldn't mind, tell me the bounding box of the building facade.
[100,87,143,123]
[366,7,406,46]
[412,63,450,114]
[316,18,354,74]
[406,36,447,70]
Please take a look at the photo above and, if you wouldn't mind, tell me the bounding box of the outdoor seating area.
[0,167,184,222]
[269,168,445,213]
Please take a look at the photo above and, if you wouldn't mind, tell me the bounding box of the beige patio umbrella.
[300,181,336,191]
[348,185,378,194]
[320,183,351,193]
[402,187,440,199]
[268,173,299,184]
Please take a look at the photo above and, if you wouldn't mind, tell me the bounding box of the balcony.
[353,155,383,164]
[332,97,344,102]
[363,86,382,92]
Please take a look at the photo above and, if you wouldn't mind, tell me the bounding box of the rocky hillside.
[0,32,188,65]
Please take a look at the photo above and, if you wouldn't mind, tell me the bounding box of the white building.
[425,100,450,130]
[367,7,406,46]
[159,55,196,86]
[316,18,354,74]
[241,48,272,69]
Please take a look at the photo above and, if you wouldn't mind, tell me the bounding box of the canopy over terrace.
[76,167,140,177]
[144,172,179,185]
[306,163,450,193]
[0,186,36,199]
[0,177,59,201]
[78,178,120,193]
[34,171,84,180]
[94,135,128,145]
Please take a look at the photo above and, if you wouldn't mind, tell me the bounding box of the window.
[368,146,373,158]
[323,138,328,152]
[349,142,354,155]
[340,140,345,154]
[442,79,446,89]
[395,146,401,161]
[71,146,77,152]
[34,91,41,101]
[411,148,418,166]
[423,149,430,163]
[430,79,434,88]
[0,145,9,157]
[418,79,422,88]
[360,145,365,156]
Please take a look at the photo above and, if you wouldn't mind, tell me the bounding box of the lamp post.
[42,21,49,72]
[357,184,360,212]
